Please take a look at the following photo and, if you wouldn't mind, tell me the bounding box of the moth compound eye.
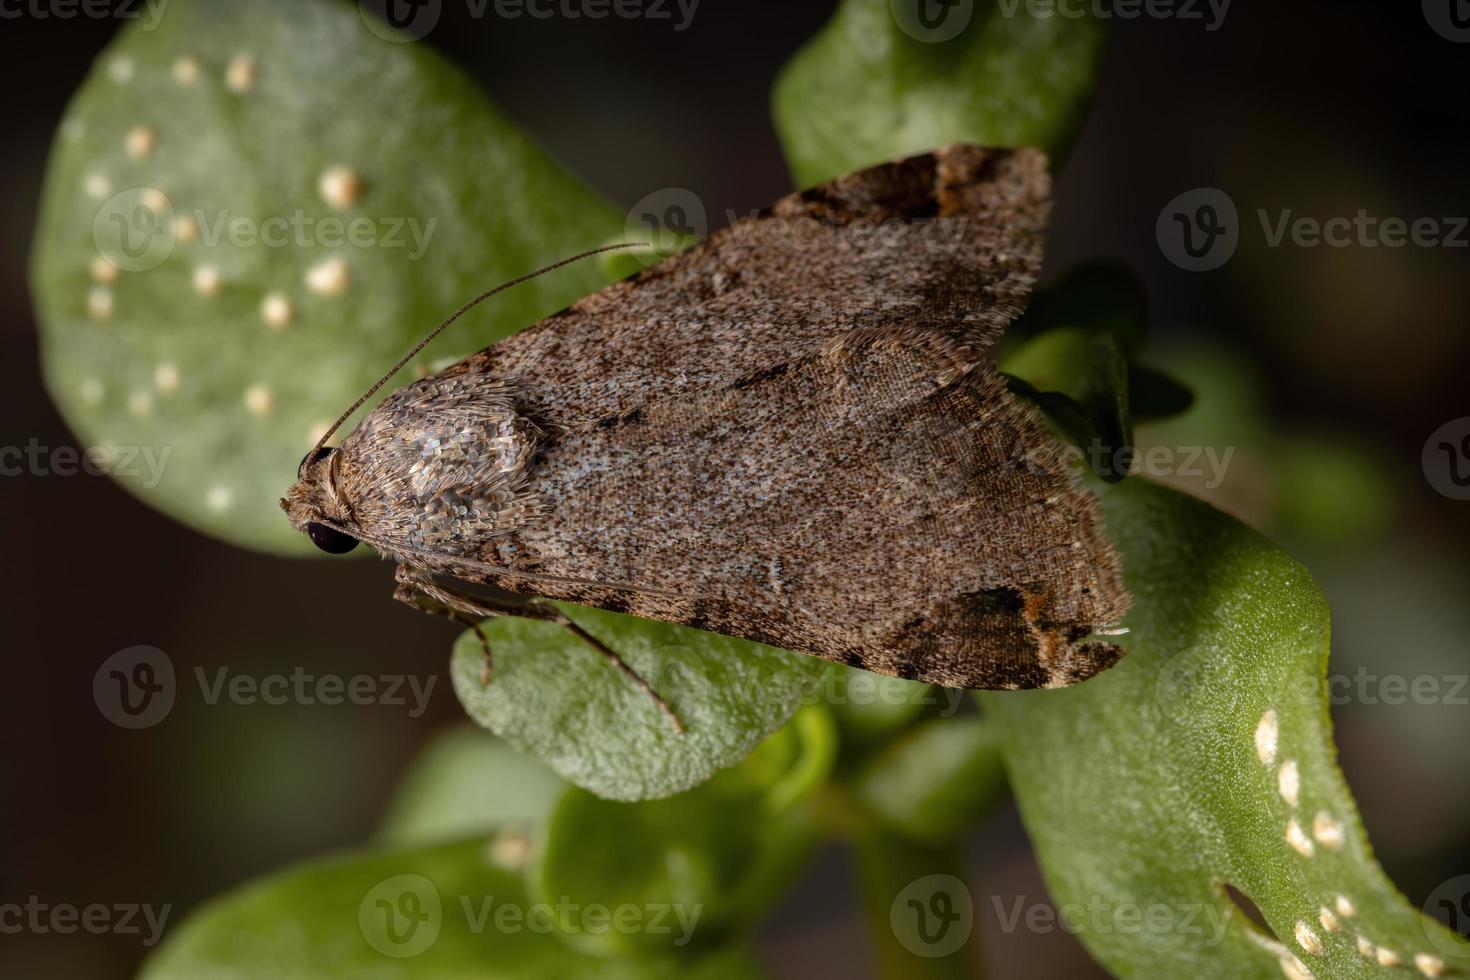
[298,446,334,477]
[306,521,358,554]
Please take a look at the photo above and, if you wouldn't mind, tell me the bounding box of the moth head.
[277,244,649,557]
[280,446,360,555]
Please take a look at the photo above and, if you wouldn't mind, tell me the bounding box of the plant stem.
[852,828,987,980]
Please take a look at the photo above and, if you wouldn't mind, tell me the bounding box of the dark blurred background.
[2,1,1467,977]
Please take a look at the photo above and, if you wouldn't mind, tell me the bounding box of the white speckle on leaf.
[127,391,153,417]
[174,212,197,243]
[1376,947,1401,968]
[1318,908,1340,933]
[206,485,233,512]
[155,362,180,394]
[306,256,349,296]
[244,384,275,417]
[1335,895,1356,918]
[109,56,135,83]
[1279,956,1314,980]
[79,378,105,406]
[125,125,156,161]
[1294,921,1323,956]
[84,173,111,200]
[1255,709,1279,765]
[307,420,331,446]
[486,829,532,869]
[225,53,256,93]
[193,265,221,297]
[319,165,363,209]
[1415,953,1447,976]
[1278,760,1300,807]
[90,256,120,284]
[142,188,170,214]
[173,55,201,85]
[1357,935,1376,957]
[1312,812,1344,850]
[1286,819,1315,858]
[261,292,293,328]
[61,117,84,141]
[88,287,114,321]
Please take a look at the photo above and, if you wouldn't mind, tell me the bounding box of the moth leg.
[392,564,684,735]
[393,564,497,684]
[548,613,685,736]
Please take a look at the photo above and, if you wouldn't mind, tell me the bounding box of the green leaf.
[1003,328,1132,476]
[851,715,1008,845]
[31,0,624,554]
[376,726,568,848]
[1008,263,1149,356]
[998,265,1182,481]
[532,711,836,956]
[140,837,770,980]
[450,604,825,802]
[981,478,1470,977]
[772,0,1106,187]
[823,665,942,743]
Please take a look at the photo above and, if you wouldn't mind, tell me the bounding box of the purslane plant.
[31,0,1469,976]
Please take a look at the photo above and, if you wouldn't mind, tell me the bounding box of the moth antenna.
[307,242,650,466]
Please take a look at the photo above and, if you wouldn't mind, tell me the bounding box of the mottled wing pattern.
[340,145,1131,689]
[443,145,1051,423]
[476,327,1126,689]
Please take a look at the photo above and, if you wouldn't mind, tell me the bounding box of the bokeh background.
[2,0,1467,976]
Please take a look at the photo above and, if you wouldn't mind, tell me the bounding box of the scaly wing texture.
[446,145,1050,423]
[478,327,1128,689]
[339,145,1131,688]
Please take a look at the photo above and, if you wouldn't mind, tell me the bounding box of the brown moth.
[281,145,1130,728]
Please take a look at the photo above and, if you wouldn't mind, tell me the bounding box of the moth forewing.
[283,144,1131,721]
